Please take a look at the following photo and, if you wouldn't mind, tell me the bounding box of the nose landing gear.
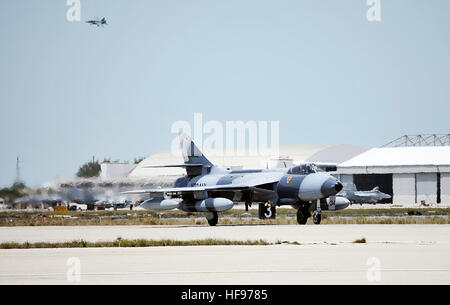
[313,211,322,224]
[313,199,322,224]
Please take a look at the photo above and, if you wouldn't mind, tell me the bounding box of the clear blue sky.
[0,0,449,188]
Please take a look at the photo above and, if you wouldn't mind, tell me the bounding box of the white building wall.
[393,174,416,206]
[440,173,450,204]
[339,174,354,185]
[416,173,437,204]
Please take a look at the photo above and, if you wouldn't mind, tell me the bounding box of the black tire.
[313,213,321,225]
[207,212,218,226]
[296,209,308,225]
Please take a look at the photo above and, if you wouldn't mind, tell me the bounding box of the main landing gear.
[296,208,310,225]
[205,211,218,226]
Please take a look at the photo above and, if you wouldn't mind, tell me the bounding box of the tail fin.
[372,186,380,191]
[179,133,213,167]
[143,134,212,176]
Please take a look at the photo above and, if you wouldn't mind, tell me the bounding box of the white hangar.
[336,135,450,206]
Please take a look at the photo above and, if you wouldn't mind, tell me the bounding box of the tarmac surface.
[1,224,449,244]
[0,225,449,284]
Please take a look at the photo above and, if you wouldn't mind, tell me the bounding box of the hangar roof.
[339,146,450,168]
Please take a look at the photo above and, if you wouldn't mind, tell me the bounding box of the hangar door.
[415,173,437,204]
[353,174,393,203]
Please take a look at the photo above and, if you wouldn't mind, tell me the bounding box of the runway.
[1,244,449,284]
[0,225,449,284]
[1,224,450,244]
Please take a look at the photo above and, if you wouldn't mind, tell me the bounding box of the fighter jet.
[86,17,108,27]
[123,134,347,226]
[338,184,391,205]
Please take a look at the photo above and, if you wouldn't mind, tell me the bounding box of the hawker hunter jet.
[86,17,107,27]
[123,134,347,226]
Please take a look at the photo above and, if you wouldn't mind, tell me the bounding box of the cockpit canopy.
[287,163,323,175]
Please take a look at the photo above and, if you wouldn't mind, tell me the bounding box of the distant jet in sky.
[86,17,108,27]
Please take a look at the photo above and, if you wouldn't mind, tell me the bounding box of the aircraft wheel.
[296,209,308,225]
[206,212,218,226]
[313,212,322,225]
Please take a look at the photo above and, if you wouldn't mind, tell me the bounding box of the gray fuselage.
[173,166,342,205]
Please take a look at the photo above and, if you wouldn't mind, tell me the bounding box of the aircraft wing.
[122,176,280,195]
[122,185,249,195]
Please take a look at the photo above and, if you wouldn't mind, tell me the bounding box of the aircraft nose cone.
[321,178,343,197]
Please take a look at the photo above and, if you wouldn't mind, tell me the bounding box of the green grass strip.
[0,238,275,249]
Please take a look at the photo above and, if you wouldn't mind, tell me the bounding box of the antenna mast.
[16,156,21,182]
